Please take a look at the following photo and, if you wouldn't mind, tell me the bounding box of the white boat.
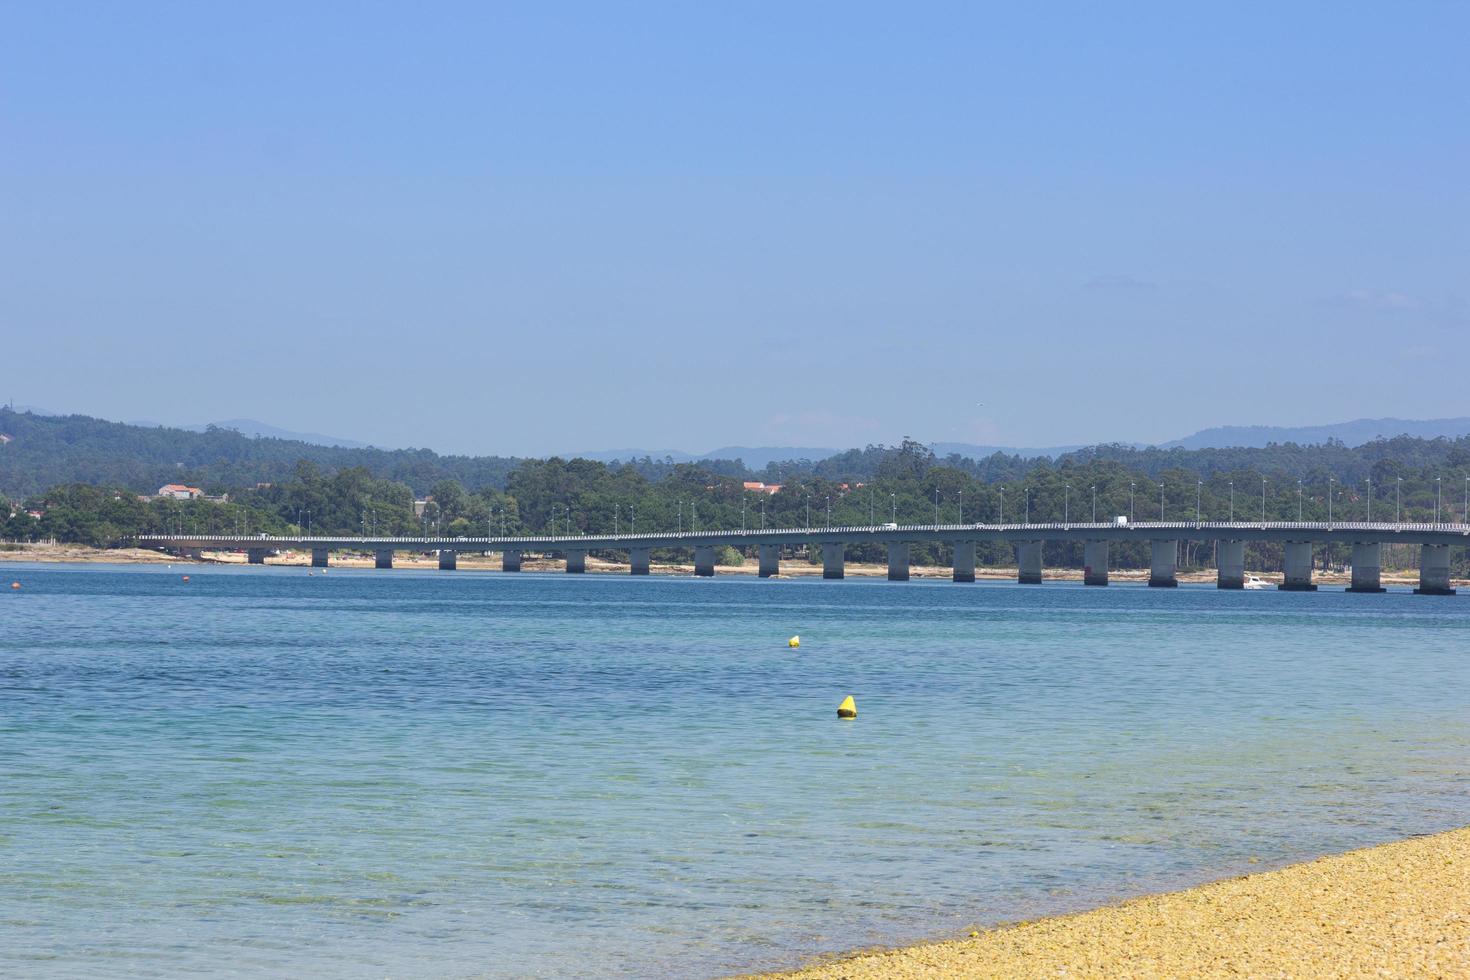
[1244,574,1269,590]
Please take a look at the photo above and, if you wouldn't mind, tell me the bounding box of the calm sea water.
[2,563,1467,978]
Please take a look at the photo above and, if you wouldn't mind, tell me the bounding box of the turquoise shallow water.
[1,564,1467,978]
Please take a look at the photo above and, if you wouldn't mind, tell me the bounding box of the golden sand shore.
[741,827,1470,979]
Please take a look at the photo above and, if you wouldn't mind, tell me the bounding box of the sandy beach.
[741,826,1470,979]
[0,543,1450,587]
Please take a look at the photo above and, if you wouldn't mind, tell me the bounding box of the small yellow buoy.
[837,695,857,719]
[788,635,800,648]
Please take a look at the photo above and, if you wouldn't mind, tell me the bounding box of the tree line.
[6,437,1470,573]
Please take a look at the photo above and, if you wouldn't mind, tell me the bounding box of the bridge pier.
[438,549,457,570]
[1279,541,1316,591]
[187,547,204,561]
[375,549,394,569]
[1217,539,1245,588]
[247,548,268,565]
[953,540,976,583]
[758,544,780,578]
[1083,540,1108,586]
[887,541,910,581]
[1017,541,1042,584]
[629,547,650,575]
[502,549,521,572]
[694,545,716,577]
[311,547,330,568]
[1414,544,1456,595]
[1149,539,1178,587]
[821,542,844,580]
[565,550,586,574]
[1347,542,1385,593]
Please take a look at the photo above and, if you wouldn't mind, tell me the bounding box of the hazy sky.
[3,3,1466,456]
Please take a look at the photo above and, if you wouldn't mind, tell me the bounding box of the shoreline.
[0,544,1454,586]
[738,826,1470,978]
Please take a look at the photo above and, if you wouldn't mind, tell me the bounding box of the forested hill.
[785,435,1470,486]
[4,406,1470,500]
[0,408,521,497]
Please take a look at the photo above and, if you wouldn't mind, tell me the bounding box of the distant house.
[743,482,782,495]
[157,484,203,500]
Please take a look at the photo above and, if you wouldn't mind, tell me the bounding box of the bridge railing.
[136,518,1470,548]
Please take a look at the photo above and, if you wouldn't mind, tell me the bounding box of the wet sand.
[740,826,1470,979]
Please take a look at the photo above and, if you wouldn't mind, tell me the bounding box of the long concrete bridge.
[138,520,1467,595]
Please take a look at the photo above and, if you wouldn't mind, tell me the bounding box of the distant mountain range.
[1158,417,1470,451]
[191,418,370,449]
[574,418,1470,467]
[573,442,1101,466]
[125,417,371,449]
[12,406,1470,463]
[570,446,844,469]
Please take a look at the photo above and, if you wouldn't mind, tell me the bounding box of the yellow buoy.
[788,635,800,648]
[837,695,856,719]
[10,581,19,590]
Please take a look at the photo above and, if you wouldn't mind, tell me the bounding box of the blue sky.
[3,2,1466,455]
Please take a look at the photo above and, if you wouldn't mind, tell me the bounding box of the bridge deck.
[139,520,1470,552]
